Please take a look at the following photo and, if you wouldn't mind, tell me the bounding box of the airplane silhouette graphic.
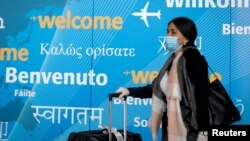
[132,1,161,27]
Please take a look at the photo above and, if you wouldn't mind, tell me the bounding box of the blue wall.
[0,0,249,140]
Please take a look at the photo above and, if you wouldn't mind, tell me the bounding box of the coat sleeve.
[127,84,153,99]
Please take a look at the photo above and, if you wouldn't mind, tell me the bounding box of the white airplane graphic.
[132,1,161,27]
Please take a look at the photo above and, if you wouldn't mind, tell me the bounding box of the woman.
[116,17,209,141]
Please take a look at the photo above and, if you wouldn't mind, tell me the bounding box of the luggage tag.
[99,125,123,141]
[111,128,123,141]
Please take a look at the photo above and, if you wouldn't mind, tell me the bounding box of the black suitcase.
[67,129,142,141]
[67,93,143,141]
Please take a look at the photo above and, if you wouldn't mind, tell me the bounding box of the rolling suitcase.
[67,93,143,141]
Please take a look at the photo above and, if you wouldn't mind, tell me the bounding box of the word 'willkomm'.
[38,10,123,30]
[166,0,249,8]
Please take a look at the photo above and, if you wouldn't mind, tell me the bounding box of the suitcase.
[67,129,142,141]
[67,93,143,141]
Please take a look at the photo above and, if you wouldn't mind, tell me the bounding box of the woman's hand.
[115,87,129,98]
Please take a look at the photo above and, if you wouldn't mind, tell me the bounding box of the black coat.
[128,47,209,141]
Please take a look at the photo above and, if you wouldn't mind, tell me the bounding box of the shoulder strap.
[182,46,196,52]
[208,65,219,79]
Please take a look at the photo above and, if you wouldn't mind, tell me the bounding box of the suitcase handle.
[108,93,127,141]
[108,92,127,101]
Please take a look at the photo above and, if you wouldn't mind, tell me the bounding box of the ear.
[184,40,188,46]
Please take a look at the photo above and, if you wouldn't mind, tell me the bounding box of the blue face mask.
[165,36,182,51]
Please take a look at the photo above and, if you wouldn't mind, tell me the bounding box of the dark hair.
[168,17,197,47]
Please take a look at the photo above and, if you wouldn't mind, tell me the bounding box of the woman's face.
[167,22,188,46]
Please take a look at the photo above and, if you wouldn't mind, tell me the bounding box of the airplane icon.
[132,1,161,27]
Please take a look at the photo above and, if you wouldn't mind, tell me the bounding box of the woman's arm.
[127,84,153,98]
